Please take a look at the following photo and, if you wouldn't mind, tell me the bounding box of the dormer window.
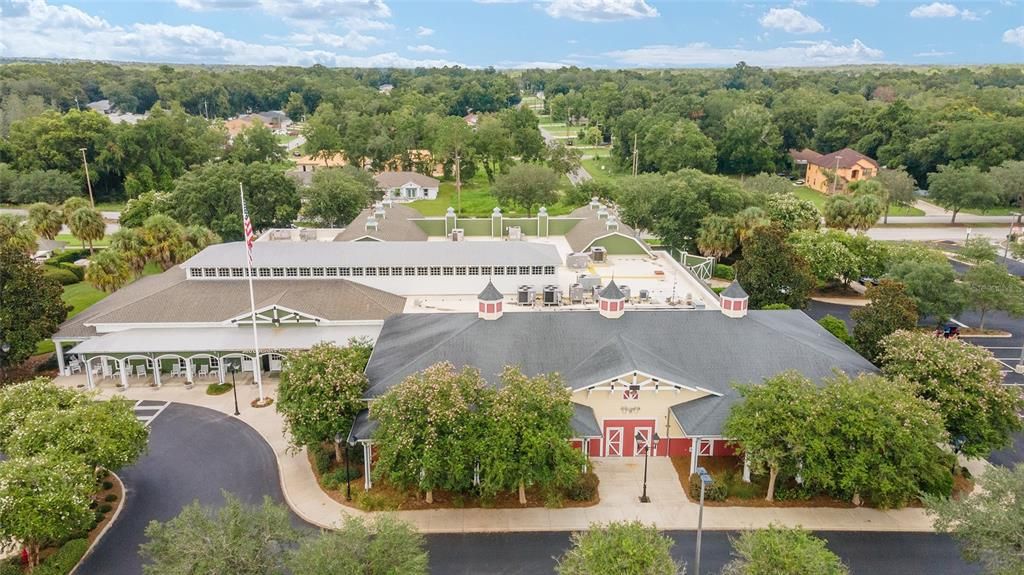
[623,384,640,401]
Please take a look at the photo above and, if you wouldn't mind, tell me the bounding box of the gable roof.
[362,310,878,419]
[564,206,648,254]
[333,204,428,242]
[54,267,406,338]
[790,147,878,170]
[373,171,440,189]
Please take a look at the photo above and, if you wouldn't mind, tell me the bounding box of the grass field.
[961,206,1021,216]
[792,186,924,216]
[55,233,112,248]
[408,171,577,218]
[580,157,629,186]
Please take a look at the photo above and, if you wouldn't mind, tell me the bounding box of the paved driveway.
[77,403,311,575]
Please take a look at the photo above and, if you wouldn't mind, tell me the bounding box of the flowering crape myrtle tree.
[0,455,95,569]
[479,367,585,504]
[0,377,85,452]
[878,330,1023,457]
[371,362,493,503]
[276,340,372,460]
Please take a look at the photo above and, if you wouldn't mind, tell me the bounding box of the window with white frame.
[405,267,416,275]
[519,266,530,275]
[189,268,202,278]
[299,268,311,277]
[493,266,505,275]
[468,266,480,275]
[365,267,377,276]
[311,268,324,277]
[480,266,492,275]
[325,267,338,277]
[455,266,467,276]
[339,267,351,276]
[217,267,231,277]
[531,265,543,275]
[286,267,298,277]
[258,268,271,277]
[416,266,427,275]
[378,267,390,276]
[430,266,441,276]
[272,268,285,277]
[392,267,404,276]
[352,267,363,276]
[623,384,640,401]
[231,268,245,277]
[203,268,217,277]
[544,265,556,275]
[443,266,454,276]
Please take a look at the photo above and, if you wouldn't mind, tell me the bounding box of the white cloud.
[0,0,456,67]
[914,49,953,56]
[606,39,884,67]
[1004,26,1024,47]
[909,2,980,19]
[545,0,658,22]
[416,26,434,36]
[174,0,258,10]
[407,44,446,54]
[848,0,879,6]
[287,30,379,50]
[498,60,573,69]
[759,8,824,34]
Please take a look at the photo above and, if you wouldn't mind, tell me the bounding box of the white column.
[152,358,162,388]
[690,438,700,474]
[85,357,94,390]
[119,359,129,389]
[363,442,373,490]
[55,341,66,376]
[742,452,751,483]
[185,357,194,384]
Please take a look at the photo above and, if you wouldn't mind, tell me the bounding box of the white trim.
[226,304,327,326]
[578,370,723,397]
[604,427,623,457]
[582,232,653,255]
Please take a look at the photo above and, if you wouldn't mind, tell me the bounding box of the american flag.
[241,187,255,267]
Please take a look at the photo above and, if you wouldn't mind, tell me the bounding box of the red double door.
[603,419,657,457]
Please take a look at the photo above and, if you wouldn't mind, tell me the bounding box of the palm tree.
[696,215,738,259]
[85,250,132,292]
[26,203,64,240]
[180,225,221,261]
[140,214,187,270]
[732,207,770,243]
[108,228,149,275]
[61,197,91,224]
[67,207,105,254]
[0,214,36,255]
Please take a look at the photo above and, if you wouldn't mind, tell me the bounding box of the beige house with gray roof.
[373,171,440,201]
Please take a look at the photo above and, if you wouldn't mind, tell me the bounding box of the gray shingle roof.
[670,395,733,436]
[564,206,648,254]
[599,280,624,300]
[54,266,406,338]
[478,281,503,302]
[333,204,427,242]
[184,240,561,269]
[362,310,877,435]
[348,409,378,443]
[721,281,748,299]
[373,171,440,189]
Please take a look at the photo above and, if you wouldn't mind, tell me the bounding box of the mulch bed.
[308,451,600,511]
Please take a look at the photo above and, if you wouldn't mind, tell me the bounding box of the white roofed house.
[373,171,440,201]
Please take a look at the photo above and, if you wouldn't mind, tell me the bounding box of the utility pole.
[631,133,639,177]
[79,148,95,207]
[455,149,462,214]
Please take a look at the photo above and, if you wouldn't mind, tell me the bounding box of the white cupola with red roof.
[477,280,504,320]
[720,281,749,319]
[598,280,626,319]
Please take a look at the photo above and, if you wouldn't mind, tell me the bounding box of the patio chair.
[169,363,181,378]
[241,358,254,373]
[102,362,113,379]
[136,364,147,379]
[69,359,82,374]
[198,364,210,378]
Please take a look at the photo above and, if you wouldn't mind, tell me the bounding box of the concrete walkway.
[58,376,973,533]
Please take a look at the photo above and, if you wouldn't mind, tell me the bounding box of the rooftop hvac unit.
[508,226,522,241]
[543,285,561,306]
[517,285,535,306]
[269,229,291,241]
[569,283,584,304]
[566,252,590,269]
[619,284,631,300]
[299,228,317,242]
[451,228,465,242]
[578,274,601,292]
[639,289,650,302]
[591,247,607,263]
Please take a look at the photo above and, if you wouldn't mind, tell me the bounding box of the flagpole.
[241,183,265,402]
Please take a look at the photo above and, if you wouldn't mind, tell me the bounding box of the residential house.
[789,147,879,194]
[373,171,440,201]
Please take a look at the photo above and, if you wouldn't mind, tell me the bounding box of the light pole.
[0,334,10,381]
[79,148,95,208]
[635,431,660,503]
[334,432,355,501]
[230,363,240,416]
[694,466,713,575]
[1004,212,1022,263]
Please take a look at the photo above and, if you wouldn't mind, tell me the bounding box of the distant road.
[1,208,120,221]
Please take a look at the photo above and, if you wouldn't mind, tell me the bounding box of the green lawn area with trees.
[408,170,577,217]
[793,185,924,216]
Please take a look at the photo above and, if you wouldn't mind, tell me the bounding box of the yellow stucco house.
[790,147,879,194]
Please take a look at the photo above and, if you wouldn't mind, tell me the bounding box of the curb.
[70,471,126,575]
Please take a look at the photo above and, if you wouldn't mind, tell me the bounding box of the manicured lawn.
[36,281,108,354]
[961,206,1021,216]
[55,233,112,248]
[408,171,577,218]
[580,157,629,186]
[792,186,923,216]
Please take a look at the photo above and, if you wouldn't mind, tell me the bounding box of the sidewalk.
[59,376,971,533]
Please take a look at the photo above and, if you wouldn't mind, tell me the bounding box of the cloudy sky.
[0,0,1021,68]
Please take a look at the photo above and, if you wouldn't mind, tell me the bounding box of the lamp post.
[694,466,713,575]
[635,431,660,503]
[334,432,355,501]
[79,148,95,208]
[229,363,240,416]
[1004,212,1022,263]
[0,336,10,381]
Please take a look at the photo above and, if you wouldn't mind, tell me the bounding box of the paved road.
[426,530,978,575]
[77,403,310,575]
[866,226,1010,242]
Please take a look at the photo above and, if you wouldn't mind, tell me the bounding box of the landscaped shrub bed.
[205,383,233,396]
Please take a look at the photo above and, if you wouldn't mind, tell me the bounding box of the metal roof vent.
[606,215,618,231]
[597,206,609,220]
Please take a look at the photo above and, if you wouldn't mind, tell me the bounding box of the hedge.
[35,538,89,575]
[59,262,85,281]
[713,263,735,281]
[688,473,727,501]
[48,249,90,265]
[42,266,80,285]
